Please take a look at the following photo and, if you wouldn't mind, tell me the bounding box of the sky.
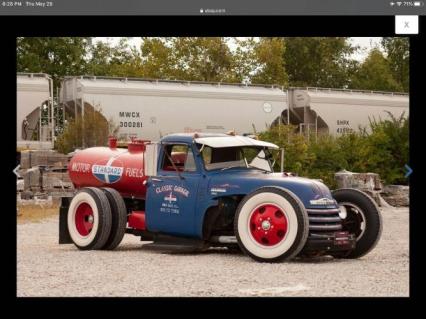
[350,37,382,61]
[95,37,383,62]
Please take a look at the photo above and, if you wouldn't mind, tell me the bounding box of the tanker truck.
[59,133,382,262]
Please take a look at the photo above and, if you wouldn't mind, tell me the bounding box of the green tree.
[381,37,409,92]
[139,37,175,79]
[17,37,90,87]
[172,37,235,82]
[85,40,114,76]
[138,37,239,82]
[86,38,143,77]
[283,37,357,88]
[250,37,288,86]
[349,49,402,92]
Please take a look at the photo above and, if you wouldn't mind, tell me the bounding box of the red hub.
[249,204,288,246]
[75,203,94,236]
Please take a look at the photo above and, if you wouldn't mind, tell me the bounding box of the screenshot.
[5,0,422,301]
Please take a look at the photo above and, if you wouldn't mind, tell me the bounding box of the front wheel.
[332,188,382,259]
[234,187,309,262]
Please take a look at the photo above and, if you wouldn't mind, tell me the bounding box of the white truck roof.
[194,135,279,149]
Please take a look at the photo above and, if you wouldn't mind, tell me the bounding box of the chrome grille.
[307,208,342,231]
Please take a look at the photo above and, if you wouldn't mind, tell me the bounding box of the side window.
[201,146,212,165]
[161,144,197,172]
[184,148,196,172]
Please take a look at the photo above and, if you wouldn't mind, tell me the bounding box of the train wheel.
[67,187,112,250]
[331,188,382,259]
[234,187,309,262]
[101,187,128,250]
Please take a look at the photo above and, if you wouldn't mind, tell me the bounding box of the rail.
[290,86,408,96]
[17,72,52,79]
[62,75,281,90]
[61,76,408,96]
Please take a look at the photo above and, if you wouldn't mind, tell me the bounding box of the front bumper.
[302,207,356,253]
[303,231,356,252]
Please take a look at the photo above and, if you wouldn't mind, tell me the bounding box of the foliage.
[85,38,143,77]
[259,113,409,188]
[283,37,357,88]
[305,135,346,188]
[237,37,288,86]
[258,125,314,176]
[17,37,409,93]
[381,37,409,92]
[171,37,236,82]
[362,112,409,185]
[55,106,116,154]
[139,37,175,79]
[17,37,90,87]
[349,49,402,92]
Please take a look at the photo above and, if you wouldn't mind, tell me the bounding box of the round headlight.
[338,205,347,219]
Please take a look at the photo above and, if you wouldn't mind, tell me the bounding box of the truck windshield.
[197,144,273,172]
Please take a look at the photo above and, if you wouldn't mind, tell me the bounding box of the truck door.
[145,143,200,237]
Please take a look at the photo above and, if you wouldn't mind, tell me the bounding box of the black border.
[4,15,423,308]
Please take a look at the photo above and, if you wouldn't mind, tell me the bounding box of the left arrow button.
[13,165,21,178]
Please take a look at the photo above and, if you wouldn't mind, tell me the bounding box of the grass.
[17,203,60,224]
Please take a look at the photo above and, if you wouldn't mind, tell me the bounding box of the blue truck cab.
[141,133,382,262]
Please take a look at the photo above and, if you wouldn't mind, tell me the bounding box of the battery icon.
[414,1,423,6]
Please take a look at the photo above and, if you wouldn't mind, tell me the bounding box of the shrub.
[362,112,409,185]
[306,135,346,188]
[55,106,118,154]
[258,125,315,176]
[258,112,409,187]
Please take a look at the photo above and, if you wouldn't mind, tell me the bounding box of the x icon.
[395,15,418,34]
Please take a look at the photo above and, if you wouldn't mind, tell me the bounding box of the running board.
[143,234,207,252]
[142,243,206,252]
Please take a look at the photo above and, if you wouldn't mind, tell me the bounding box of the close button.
[395,15,419,34]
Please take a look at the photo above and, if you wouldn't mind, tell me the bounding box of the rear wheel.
[101,187,128,250]
[67,187,112,250]
[332,188,382,259]
[234,187,309,262]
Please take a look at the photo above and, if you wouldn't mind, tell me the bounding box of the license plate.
[334,231,350,246]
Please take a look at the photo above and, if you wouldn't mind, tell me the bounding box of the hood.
[208,170,337,209]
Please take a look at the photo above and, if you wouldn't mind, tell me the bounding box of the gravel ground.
[17,206,409,297]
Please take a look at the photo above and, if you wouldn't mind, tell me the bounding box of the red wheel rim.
[249,204,288,246]
[75,202,94,236]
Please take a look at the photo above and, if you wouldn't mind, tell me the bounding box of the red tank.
[68,138,149,199]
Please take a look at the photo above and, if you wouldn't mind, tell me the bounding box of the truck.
[59,133,382,262]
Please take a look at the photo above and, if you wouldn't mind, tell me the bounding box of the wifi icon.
[397,1,402,5]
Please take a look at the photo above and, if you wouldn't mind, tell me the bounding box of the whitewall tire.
[234,187,309,262]
[67,187,112,250]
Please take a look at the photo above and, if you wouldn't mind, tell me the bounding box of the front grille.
[302,207,355,254]
[307,208,342,232]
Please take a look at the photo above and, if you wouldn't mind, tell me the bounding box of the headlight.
[338,205,347,219]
